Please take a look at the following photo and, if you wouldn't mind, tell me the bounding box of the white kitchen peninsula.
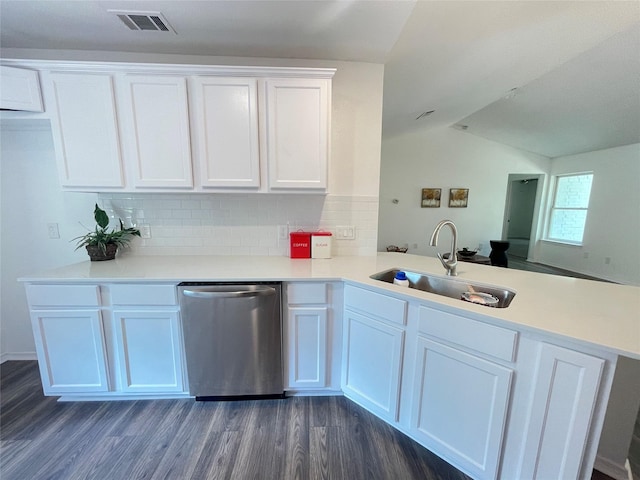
[19,253,640,480]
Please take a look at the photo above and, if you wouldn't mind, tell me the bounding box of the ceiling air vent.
[110,10,176,33]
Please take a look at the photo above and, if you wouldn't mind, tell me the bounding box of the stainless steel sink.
[370,268,516,308]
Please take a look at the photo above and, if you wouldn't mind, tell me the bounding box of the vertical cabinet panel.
[342,310,404,422]
[410,337,513,480]
[192,77,261,188]
[120,75,193,188]
[286,306,328,388]
[518,343,604,480]
[113,309,185,393]
[48,72,124,187]
[30,309,109,394]
[265,78,329,191]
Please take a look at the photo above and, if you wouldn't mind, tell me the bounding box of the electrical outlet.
[583,252,589,259]
[139,224,152,239]
[47,223,60,239]
[605,257,611,265]
[335,226,355,240]
[277,225,288,240]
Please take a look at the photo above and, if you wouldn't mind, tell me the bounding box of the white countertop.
[20,253,640,359]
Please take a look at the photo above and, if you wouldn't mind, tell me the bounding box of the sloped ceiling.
[456,24,640,158]
[1,0,638,158]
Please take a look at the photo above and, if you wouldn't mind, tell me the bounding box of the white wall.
[0,122,97,361]
[537,143,640,285]
[378,127,550,257]
[0,50,384,359]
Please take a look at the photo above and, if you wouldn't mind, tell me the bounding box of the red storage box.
[290,232,312,258]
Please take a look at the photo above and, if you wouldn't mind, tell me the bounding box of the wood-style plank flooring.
[1,361,471,480]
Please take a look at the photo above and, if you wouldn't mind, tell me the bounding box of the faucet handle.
[436,252,458,276]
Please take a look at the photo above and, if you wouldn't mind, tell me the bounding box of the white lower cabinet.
[342,285,406,423]
[284,282,341,392]
[113,309,185,393]
[286,306,328,388]
[30,309,110,394]
[410,336,513,479]
[25,282,187,399]
[22,279,613,479]
[517,342,605,480]
[342,309,404,422]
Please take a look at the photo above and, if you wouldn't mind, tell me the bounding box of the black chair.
[489,240,510,267]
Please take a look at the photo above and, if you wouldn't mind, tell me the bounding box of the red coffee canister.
[290,231,312,258]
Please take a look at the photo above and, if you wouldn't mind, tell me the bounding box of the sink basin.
[370,268,516,308]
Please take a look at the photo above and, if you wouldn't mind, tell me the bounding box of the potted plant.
[73,204,141,261]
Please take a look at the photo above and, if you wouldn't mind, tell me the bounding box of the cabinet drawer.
[344,285,407,326]
[287,282,327,304]
[419,306,517,362]
[26,284,100,307]
[110,284,177,306]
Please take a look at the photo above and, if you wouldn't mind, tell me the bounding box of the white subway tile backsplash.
[98,193,378,256]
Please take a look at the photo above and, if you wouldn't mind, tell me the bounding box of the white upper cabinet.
[191,77,260,188]
[119,75,193,188]
[46,72,124,188]
[265,78,330,191]
[28,61,334,192]
[0,65,44,112]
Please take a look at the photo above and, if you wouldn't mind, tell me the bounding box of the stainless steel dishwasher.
[178,282,283,400]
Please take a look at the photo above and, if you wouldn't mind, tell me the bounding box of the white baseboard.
[0,352,37,364]
[595,455,633,480]
[285,389,343,397]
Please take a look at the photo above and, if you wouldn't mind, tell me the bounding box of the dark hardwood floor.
[1,357,631,480]
[1,361,471,480]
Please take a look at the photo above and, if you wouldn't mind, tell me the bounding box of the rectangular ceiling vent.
[110,10,176,34]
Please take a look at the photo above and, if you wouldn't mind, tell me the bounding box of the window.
[546,173,593,244]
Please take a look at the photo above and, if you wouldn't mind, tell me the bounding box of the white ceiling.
[1,0,639,158]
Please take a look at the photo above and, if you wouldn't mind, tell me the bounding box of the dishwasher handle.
[182,286,276,299]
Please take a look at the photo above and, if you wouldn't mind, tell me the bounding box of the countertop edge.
[18,253,640,360]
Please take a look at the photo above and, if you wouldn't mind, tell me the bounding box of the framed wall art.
[421,188,441,208]
[449,188,469,207]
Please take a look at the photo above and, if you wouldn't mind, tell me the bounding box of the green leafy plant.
[73,204,141,254]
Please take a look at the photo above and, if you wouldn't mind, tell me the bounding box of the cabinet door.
[30,309,109,394]
[342,309,404,422]
[410,337,512,480]
[47,72,124,187]
[0,65,44,112]
[286,306,328,388]
[518,343,604,480]
[120,75,193,188]
[192,77,260,188]
[113,309,185,393]
[265,78,329,191]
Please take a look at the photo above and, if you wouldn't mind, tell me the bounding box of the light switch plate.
[335,225,355,240]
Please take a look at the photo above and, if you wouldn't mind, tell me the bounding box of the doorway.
[502,174,544,260]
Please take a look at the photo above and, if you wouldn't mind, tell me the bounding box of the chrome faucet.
[430,220,458,276]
